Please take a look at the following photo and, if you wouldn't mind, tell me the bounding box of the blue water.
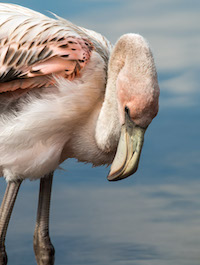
[0,0,200,264]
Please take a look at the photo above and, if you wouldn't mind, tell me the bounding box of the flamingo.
[0,3,159,265]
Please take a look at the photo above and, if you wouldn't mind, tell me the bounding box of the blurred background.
[0,0,200,264]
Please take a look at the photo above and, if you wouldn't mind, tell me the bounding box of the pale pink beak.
[107,111,146,181]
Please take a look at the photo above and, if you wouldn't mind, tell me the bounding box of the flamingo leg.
[33,172,55,265]
[0,180,22,265]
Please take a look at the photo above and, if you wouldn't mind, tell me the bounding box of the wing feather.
[0,4,94,94]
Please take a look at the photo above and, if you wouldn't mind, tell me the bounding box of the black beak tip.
[107,165,139,182]
[107,176,121,182]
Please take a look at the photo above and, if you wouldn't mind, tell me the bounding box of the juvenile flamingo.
[0,3,159,265]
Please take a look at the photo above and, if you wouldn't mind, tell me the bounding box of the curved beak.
[107,111,146,181]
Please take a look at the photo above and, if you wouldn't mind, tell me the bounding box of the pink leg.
[0,180,22,265]
[33,173,55,265]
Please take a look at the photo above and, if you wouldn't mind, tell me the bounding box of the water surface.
[0,0,200,264]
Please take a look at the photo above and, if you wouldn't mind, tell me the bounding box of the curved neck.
[95,33,159,152]
[95,39,126,152]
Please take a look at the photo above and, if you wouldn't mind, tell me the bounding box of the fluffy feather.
[0,4,159,182]
[0,51,110,181]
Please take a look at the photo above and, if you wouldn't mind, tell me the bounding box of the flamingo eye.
[124,106,130,116]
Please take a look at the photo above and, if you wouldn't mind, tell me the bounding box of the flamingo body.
[0,4,159,264]
[0,4,114,182]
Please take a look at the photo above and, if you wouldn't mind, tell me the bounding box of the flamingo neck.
[95,33,160,152]
[95,40,125,152]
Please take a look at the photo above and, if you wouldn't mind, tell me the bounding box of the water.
[0,0,200,264]
[1,175,200,265]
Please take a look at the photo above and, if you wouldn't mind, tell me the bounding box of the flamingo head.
[107,34,159,181]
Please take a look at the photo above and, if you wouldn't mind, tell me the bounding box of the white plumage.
[0,4,113,181]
